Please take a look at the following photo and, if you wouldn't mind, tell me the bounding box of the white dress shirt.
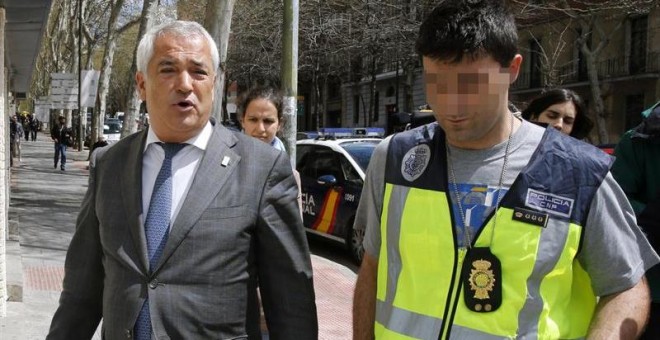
[141,122,213,229]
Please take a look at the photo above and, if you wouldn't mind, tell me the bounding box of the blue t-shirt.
[449,183,507,247]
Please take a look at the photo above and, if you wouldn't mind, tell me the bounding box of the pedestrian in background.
[29,113,40,141]
[22,113,30,142]
[522,88,593,139]
[352,1,658,339]
[612,101,660,340]
[239,85,286,150]
[46,20,317,340]
[9,115,24,166]
[50,115,72,171]
[238,85,303,220]
[89,135,109,157]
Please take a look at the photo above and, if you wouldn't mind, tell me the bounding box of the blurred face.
[136,33,216,142]
[532,101,576,135]
[241,98,280,144]
[423,55,521,149]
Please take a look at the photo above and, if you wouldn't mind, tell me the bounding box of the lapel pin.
[221,156,231,167]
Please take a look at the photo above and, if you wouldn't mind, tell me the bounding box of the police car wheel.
[346,218,364,264]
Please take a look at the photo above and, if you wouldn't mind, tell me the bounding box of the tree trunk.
[61,1,78,131]
[404,61,414,113]
[121,0,158,138]
[577,17,618,144]
[311,72,319,130]
[204,0,237,123]
[367,56,377,126]
[321,75,328,128]
[91,0,126,156]
[583,47,609,144]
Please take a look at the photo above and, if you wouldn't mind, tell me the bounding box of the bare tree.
[227,0,283,86]
[91,0,128,148]
[120,0,163,138]
[512,0,658,143]
[204,0,237,123]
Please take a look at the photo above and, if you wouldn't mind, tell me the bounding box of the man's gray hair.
[136,20,220,76]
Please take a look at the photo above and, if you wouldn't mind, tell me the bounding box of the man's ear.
[508,54,523,84]
[136,72,147,101]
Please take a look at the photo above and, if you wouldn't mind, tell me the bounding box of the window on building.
[328,81,340,99]
[353,95,360,125]
[630,15,648,74]
[386,86,395,98]
[625,94,645,130]
[374,91,380,122]
[529,39,542,88]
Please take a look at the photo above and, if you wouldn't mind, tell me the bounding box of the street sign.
[49,70,100,109]
[50,73,78,110]
[81,70,100,107]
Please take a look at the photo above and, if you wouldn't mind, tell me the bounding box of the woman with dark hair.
[522,88,594,139]
[237,85,286,150]
[238,85,302,217]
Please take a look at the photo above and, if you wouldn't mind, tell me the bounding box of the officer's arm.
[353,253,378,340]
[587,276,651,339]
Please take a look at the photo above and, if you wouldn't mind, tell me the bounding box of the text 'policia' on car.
[296,127,384,263]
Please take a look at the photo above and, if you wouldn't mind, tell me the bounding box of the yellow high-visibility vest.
[375,124,612,339]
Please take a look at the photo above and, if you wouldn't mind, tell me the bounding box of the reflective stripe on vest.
[376,183,594,339]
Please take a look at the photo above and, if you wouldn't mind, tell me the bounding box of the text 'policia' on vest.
[375,123,612,339]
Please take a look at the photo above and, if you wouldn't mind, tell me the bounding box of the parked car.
[296,135,381,263]
[297,131,319,140]
[103,118,122,143]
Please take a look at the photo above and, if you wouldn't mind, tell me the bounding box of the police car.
[296,128,383,263]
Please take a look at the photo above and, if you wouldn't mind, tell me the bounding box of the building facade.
[512,5,660,143]
[334,4,659,144]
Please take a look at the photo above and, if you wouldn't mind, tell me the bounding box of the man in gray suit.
[47,21,318,339]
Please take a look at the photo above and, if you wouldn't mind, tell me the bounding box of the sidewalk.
[0,133,356,339]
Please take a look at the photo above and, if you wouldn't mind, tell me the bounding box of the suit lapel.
[153,124,240,272]
[120,131,149,273]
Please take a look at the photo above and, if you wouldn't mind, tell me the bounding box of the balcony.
[512,52,660,90]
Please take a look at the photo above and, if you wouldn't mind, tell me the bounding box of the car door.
[297,145,345,235]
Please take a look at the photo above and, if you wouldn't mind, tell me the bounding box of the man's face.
[136,33,216,142]
[423,55,521,149]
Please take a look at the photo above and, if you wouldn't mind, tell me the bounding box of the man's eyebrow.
[190,59,209,68]
[156,59,175,67]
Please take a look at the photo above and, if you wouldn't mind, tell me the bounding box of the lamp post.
[77,0,83,151]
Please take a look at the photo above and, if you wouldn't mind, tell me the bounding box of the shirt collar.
[144,120,213,153]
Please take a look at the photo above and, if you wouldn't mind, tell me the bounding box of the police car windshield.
[340,141,379,171]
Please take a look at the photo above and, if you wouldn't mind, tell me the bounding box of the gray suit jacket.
[47,123,318,339]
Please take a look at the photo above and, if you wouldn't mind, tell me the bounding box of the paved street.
[1,132,356,339]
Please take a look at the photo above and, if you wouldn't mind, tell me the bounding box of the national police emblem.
[468,259,495,300]
[462,247,502,313]
[401,144,431,182]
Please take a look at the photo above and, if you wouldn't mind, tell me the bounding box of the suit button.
[125,329,132,338]
[149,279,158,289]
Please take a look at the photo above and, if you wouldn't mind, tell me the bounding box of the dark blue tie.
[135,143,186,340]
